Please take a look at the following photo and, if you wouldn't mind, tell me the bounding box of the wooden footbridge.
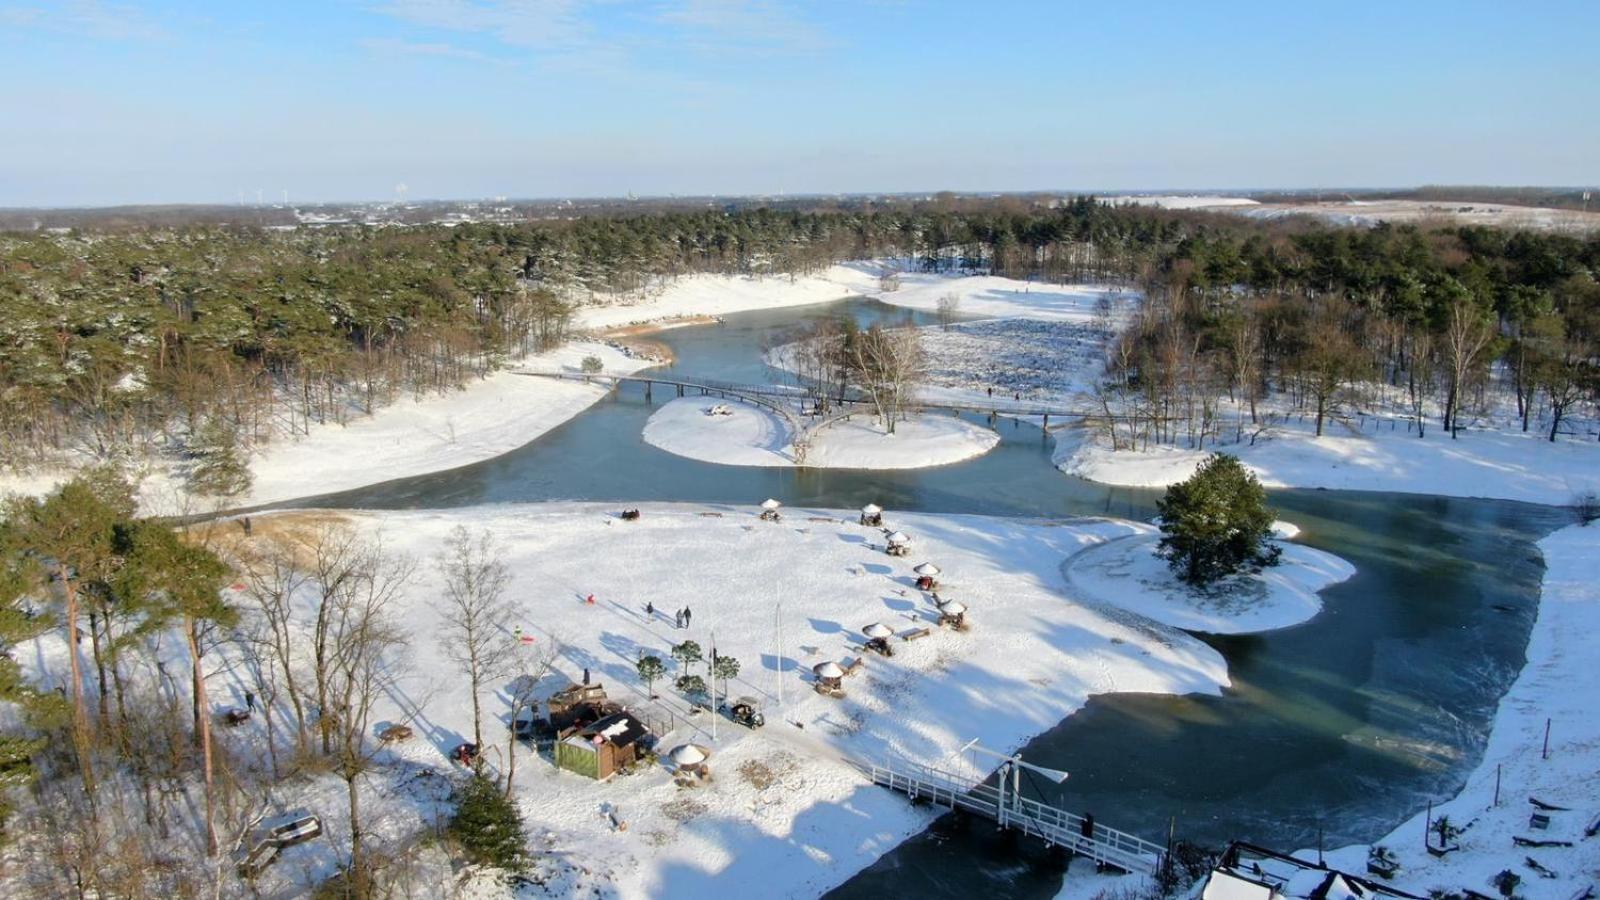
[511,370,1129,428]
[848,750,1166,877]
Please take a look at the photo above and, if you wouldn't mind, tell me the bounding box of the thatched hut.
[812,661,846,697]
[913,562,942,591]
[862,622,896,657]
[759,498,783,522]
[669,743,711,780]
[885,531,911,557]
[555,711,651,781]
[859,503,884,527]
[937,599,969,630]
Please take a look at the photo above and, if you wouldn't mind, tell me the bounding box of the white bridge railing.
[849,755,1165,876]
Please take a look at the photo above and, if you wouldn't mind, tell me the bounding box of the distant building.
[1199,843,1424,900]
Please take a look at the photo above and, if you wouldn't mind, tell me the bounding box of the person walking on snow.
[684,607,693,628]
[585,593,596,605]
[244,690,256,712]
[583,667,590,685]
[646,601,654,618]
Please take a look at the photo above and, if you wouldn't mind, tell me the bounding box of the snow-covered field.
[1319,523,1600,898]
[641,397,1000,470]
[1112,195,1600,232]
[14,502,1348,898]
[1237,199,1600,232]
[1056,413,1600,507]
[1113,195,1262,210]
[575,262,1135,332]
[918,318,1111,403]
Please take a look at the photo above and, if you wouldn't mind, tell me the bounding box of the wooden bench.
[900,627,932,642]
[841,657,865,677]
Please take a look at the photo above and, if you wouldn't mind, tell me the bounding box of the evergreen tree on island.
[1157,453,1281,586]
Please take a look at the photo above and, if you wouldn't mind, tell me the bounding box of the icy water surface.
[279,299,1568,898]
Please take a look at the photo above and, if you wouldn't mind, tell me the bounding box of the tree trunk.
[347,774,366,898]
[60,572,97,807]
[185,618,218,856]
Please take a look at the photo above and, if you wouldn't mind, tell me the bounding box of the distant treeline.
[1,198,1597,488]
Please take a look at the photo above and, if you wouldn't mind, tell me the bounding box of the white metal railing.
[852,756,1164,875]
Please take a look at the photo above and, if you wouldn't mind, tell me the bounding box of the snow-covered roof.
[938,600,967,615]
[913,562,941,576]
[813,661,844,678]
[861,503,882,514]
[761,498,782,510]
[670,743,708,765]
[862,622,893,639]
[886,531,910,544]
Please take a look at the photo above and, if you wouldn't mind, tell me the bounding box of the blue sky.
[2,0,1596,206]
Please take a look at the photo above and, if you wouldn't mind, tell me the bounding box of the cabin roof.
[576,711,649,748]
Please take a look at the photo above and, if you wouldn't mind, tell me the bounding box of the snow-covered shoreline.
[1316,522,1598,897]
[1063,528,1355,635]
[1054,418,1600,507]
[641,397,1001,470]
[11,501,1347,899]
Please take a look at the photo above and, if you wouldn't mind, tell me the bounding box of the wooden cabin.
[554,711,651,781]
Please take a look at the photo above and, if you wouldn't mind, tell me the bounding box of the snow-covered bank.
[0,342,655,515]
[240,342,655,508]
[574,262,1134,331]
[1319,522,1600,898]
[13,502,1347,899]
[640,397,1000,469]
[1063,528,1355,634]
[1057,419,1600,507]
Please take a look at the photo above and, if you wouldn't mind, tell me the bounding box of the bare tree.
[502,633,560,797]
[1441,298,1496,438]
[435,526,516,749]
[936,293,959,330]
[321,542,413,898]
[847,324,924,434]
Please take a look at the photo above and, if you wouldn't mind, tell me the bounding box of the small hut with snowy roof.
[759,498,782,522]
[937,598,969,631]
[812,661,846,697]
[914,562,941,591]
[554,711,650,780]
[859,503,883,527]
[885,531,911,557]
[669,743,712,781]
[862,622,896,657]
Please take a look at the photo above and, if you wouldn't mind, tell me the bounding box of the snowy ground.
[13,502,1351,898]
[1317,523,1600,899]
[0,341,657,516]
[1112,195,1600,232]
[918,318,1112,403]
[1062,527,1355,635]
[641,397,1000,470]
[232,342,655,509]
[1056,410,1600,507]
[574,262,1134,332]
[1112,195,1262,210]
